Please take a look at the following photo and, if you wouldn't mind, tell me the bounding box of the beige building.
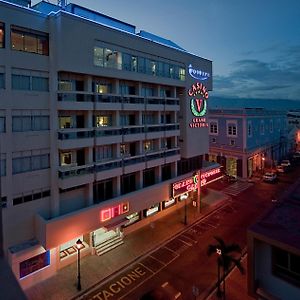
[0,0,212,289]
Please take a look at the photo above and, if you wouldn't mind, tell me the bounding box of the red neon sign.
[172,167,222,197]
[100,202,129,222]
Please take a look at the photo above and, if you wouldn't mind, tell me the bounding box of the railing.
[57,92,179,106]
[58,124,179,140]
[58,149,180,179]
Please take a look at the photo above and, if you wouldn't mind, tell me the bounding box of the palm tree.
[207,236,244,299]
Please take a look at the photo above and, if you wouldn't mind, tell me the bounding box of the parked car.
[263,172,277,183]
[281,159,291,167]
[276,165,286,173]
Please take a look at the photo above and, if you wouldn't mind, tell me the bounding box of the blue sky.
[33,0,300,101]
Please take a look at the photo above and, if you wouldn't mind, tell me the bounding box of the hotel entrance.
[91,227,123,256]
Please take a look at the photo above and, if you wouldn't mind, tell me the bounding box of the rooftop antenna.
[57,0,67,9]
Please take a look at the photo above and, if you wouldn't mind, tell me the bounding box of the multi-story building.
[247,179,300,300]
[207,108,288,178]
[0,0,212,289]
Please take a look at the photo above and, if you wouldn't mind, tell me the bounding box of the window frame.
[0,21,4,48]
[226,120,238,137]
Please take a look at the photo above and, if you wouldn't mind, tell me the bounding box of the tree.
[207,236,244,299]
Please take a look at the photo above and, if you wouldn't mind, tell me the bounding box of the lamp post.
[76,239,83,291]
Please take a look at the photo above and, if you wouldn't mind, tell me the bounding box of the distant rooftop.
[28,0,186,51]
[249,178,300,251]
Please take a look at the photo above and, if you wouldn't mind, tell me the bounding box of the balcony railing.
[58,124,179,140]
[57,92,179,106]
[58,148,180,179]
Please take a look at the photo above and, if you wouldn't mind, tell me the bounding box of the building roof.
[29,1,186,52]
[248,178,300,252]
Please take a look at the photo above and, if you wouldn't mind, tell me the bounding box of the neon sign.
[100,202,129,222]
[188,82,209,128]
[172,167,222,197]
[188,64,210,81]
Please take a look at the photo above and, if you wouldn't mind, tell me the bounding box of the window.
[121,173,136,195]
[93,83,112,94]
[209,121,218,135]
[260,120,265,135]
[227,122,237,137]
[272,246,300,286]
[12,154,50,174]
[247,121,252,137]
[12,74,48,91]
[1,159,6,176]
[95,145,113,161]
[93,179,113,203]
[13,189,50,206]
[229,139,235,146]
[211,137,216,143]
[11,25,49,55]
[270,119,273,133]
[143,140,154,152]
[58,80,72,91]
[0,22,5,48]
[0,117,5,132]
[143,168,156,187]
[12,116,49,132]
[59,116,72,129]
[0,73,4,89]
[60,152,72,166]
[95,115,112,127]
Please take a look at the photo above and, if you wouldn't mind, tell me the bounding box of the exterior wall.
[0,0,212,289]
[208,109,288,178]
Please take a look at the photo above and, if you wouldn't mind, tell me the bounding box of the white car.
[263,172,277,183]
[281,160,291,167]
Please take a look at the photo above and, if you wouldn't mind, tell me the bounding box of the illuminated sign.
[100,202,129,222]
[172,167,222,197]
[188,82,209,128]
[188,64,210,81]
[20,251,50,279]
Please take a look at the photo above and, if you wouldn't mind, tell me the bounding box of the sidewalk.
[25,188,232,300]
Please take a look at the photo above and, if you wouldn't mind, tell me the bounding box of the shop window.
[0,22,4,48]
[11,25,49,55]
[272,246,300,286]
[123,212,140,227]
[144,203,160,217]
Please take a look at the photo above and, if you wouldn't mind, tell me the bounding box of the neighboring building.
[287,110,300,152]
[207,108,288,178]
[0,0,212,289]
[247,179,300,300]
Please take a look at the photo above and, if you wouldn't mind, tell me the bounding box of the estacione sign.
[172,167,222,198]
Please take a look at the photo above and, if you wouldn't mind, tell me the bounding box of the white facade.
[0,0,212,289]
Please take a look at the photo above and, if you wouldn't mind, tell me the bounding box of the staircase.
[95,235,124,256]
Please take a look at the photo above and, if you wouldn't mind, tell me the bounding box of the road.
[75,165,300,300]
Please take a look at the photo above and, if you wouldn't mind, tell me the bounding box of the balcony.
[58,129,94,149]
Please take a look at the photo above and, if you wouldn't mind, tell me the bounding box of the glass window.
[94,83,111,94]
[11,25,49,55]
[32,76,48,91]
[32,116,49,131]
[96,115,112,127]
[1,159,6,176]
[209,122,218,134]
[40,154,49,169]
[179,67,185,81]
[0,73,5,89]
[227,123,237,136]
[94,47,104,67]
[138,57,146,73]
[0,117,5,132]
[59,116,72,129]
[131,56,137,71]
[32,155,41,170]
[247,121,252,137]
[0,22,4,48]
[61,152,72,165]
[58,80,72,91]
[95,145,113,161]
[12,74,30,90]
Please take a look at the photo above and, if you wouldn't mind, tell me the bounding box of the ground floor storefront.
[7,164,223,290]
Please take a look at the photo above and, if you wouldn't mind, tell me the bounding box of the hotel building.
[0,0,213,288]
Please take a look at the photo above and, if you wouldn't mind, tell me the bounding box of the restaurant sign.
[172,167,222,198]
[100,202,129,222]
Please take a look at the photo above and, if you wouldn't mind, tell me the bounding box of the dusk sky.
[34,0,300,101]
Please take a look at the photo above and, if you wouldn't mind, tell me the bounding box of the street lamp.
[76,239,83,291]
[180,193,188,225]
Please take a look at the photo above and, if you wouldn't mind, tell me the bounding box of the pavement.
[20,181,253,300]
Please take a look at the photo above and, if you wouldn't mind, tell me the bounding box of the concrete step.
[95,236,124,256]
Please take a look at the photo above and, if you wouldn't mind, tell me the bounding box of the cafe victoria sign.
[172,167,222,198]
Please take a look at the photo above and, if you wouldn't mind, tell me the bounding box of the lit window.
[11,25,48,55]
[96,115,111,127]
[59,116,72,129]
[0,22,5,48]
[60,152,72,165]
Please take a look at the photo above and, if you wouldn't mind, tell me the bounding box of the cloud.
[213,45,300,100]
